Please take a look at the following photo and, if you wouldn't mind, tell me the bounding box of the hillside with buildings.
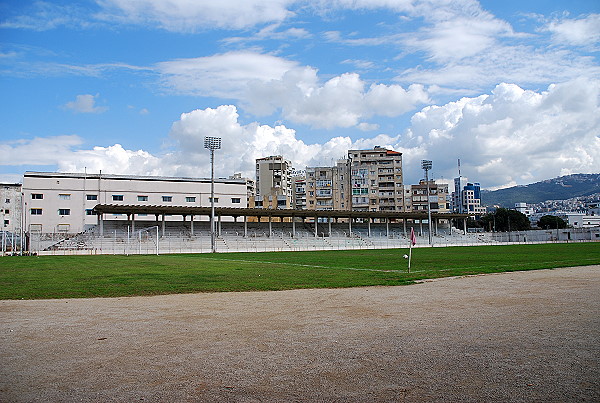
[481,174,600,208]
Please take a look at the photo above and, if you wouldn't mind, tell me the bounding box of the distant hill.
[481,173,600,207]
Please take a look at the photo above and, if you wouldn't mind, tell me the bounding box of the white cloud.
[157,52,430,128]
[545,14,600,48]
[4,79,599,190]
[357,122,379,131]
[62,94,108,114]
[95,0,295,31]
[0,135,84,166]
[156,51,299,98]
[393,78,600,188]
[245,66,430,128]
[0,2,93,31]
[57,144,164,176]
[222,23,311,45]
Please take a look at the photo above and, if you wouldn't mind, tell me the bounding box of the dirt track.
[1,266,599,402]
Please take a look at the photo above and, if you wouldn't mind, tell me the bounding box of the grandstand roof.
[93,204,469,221]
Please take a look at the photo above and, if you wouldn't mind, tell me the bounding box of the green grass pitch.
[0,243,599,299]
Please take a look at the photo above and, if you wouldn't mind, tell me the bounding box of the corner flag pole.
[408,227,416,272]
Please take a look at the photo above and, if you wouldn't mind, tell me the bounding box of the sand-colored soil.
[1,266,599,402]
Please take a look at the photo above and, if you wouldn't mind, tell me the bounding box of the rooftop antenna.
[458,158,461,177]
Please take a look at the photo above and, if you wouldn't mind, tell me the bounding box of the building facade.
[452,177,486,216]
[348,147,403,212]
[305,160,350,211]
[22,172,248,234]
[255,156,293,209]
[406,180,450,213]
[1,183,22,233]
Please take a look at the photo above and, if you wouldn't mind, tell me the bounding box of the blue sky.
[1,0,599,189]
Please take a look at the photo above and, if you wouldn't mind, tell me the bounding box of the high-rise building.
[348,147,403,212]
[255,156,293,209]
[452,178,486,216]
[407,180,450,213]
[305,160,350,211]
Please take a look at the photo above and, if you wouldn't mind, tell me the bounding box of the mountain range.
[481,173,600,208]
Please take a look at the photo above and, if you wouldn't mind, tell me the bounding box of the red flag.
[410,227,416,246]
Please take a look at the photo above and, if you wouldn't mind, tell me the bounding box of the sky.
[1,0,599,190]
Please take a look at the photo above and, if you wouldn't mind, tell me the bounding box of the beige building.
[348,147,403,212]
[255,156,294,209]
[292,175,307,210]
[305,160,350,211]
[405,180,450,213]
[22,172,248,234]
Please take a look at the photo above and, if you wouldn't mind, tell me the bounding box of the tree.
[479,208,531,232]
[537,215,568,229]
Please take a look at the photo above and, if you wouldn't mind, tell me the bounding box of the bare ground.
[1,266,599,402]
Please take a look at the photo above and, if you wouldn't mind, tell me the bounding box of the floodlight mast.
[204,136,222,253]
[421,160,433,245]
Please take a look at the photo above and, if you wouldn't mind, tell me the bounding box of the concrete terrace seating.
[32,220,598,255]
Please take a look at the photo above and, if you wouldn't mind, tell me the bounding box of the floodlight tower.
[421,160,433,245]
[204,136,222,253]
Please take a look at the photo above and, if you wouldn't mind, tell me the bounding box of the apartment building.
[348,147,403,212]
[305,160,350,211]
[22,172,248,234]
[407,180,450,213]
[255,156,293,209]
[1,183,22,233]
[293,176,307,210]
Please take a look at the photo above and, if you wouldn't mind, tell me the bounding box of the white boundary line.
[200,257,402,273]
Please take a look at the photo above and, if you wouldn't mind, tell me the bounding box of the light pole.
[421,160,433,245]
[204,136,222,253]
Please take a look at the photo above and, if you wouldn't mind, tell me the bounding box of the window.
[316,180,332,187]
[185,197,196,203]
[4,198,9,203]
[4,220,9,226]
[58,209,71,215]
[30,224,42,232]
[85,209,95,216]
[57,224,70,232]
[231,198,241,204]
[59,194,71,200]
[112,195,124,201]
[4,209,8,214]
[31,193,43,200]
[31,208,42,215]
[162,196,172,202]
[209,197,219,203]
[87,194,98,201]
[138,195,149,202]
